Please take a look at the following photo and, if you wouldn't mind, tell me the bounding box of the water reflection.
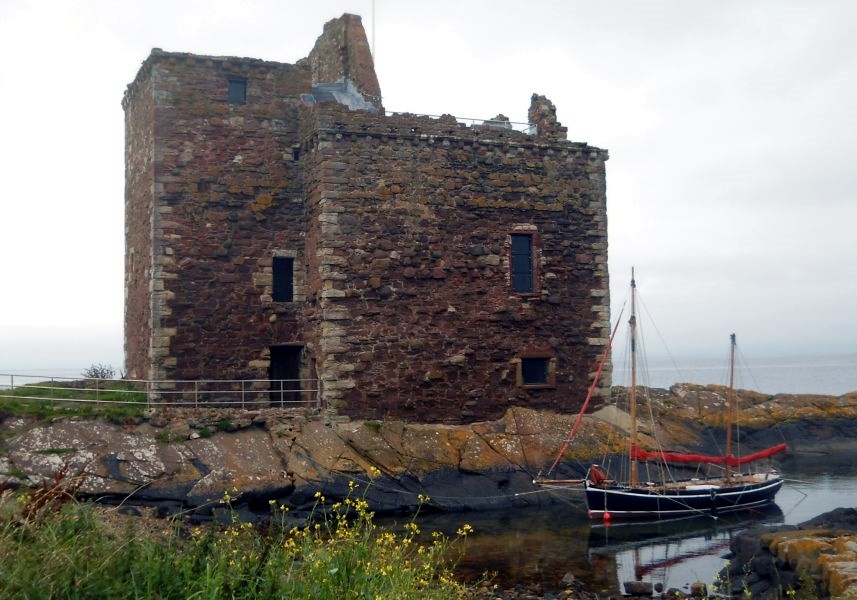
[588,506,784,593]
[395,500,621,593]
[385,469,856,596]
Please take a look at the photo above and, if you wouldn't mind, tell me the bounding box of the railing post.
[194,381,199,409]
[280,380,284,409]
[241,380,245,410]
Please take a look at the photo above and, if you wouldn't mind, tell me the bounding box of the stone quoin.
[123,13,611,423]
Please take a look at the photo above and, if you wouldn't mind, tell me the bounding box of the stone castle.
[123,14,610,423]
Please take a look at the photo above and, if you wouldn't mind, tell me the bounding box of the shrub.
[81,364,115,380]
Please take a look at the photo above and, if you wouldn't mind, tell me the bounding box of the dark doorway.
[269,345,302,404]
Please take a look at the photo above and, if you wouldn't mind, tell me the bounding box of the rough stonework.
[123,14,610,423]
[304,13,382,110]
[528,94,568,141]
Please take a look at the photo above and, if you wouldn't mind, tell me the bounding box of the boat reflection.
[588,504,785,593]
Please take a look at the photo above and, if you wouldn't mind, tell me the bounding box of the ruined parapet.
[306,14,383,111]
[528,93,567,141]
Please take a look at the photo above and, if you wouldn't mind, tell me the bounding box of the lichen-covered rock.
[3,385,856,522]
[1,407,608,514]
[722,509,857,598]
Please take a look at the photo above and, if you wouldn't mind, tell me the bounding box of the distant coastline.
[614,351,857,396]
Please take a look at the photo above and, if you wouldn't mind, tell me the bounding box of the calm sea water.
[614,352,857,396]
[411,465,857,596]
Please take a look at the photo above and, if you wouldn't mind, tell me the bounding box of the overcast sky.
[1,0,855,375]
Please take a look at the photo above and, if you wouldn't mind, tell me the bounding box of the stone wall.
[123,51,314,384]
[123,70,155,380]
[124,14,611,422]
[301,106,609,421]
[305,14,382,111]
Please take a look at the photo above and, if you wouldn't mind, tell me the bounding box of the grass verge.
[0,380,147,423]
[0,481,474,599]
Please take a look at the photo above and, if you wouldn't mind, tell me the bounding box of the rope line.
[544,304,625,477]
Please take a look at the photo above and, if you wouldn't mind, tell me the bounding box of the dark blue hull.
[585,475,783,520]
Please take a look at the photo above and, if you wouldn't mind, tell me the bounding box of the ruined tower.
[123,14,610,423]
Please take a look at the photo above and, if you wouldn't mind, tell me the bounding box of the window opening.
[521,357,549,385]
[511,233,534,292]
[228,78,247,104]
[272,256,294,302]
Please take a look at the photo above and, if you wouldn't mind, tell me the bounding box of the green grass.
[0,380,147,423]
[155,430,183,444]
[0,486,474,599]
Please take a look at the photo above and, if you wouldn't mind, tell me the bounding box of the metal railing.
[387,110,538,135]
[0,374,321,410]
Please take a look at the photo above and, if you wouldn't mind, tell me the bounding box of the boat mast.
[725,333,737,481]
[629,269,639,487]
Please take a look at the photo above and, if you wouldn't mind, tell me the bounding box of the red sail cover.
[631,443,787,467]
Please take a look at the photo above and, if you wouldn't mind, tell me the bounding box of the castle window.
[517,354,556,388]
[510,233,534,292]
[272,257,294,302]
[521,357,548,385]
[228,78,247,104]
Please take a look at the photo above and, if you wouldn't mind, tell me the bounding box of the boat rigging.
[537,269,787,520]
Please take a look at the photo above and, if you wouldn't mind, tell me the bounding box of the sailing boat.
[542,270,786,520]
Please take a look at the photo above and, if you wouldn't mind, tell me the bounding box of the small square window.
[272,257,294,302]
[521,357,549,385]
[228,78,246,104]
[516,353,556,388]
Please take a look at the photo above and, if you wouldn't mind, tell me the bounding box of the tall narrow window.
[272,257,294,302]
[228,78,247,104]
[510,233,534,292]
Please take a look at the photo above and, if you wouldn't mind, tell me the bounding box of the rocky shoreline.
[716,507,857,599]
[4,385,855,516]
[2,384,857,597]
